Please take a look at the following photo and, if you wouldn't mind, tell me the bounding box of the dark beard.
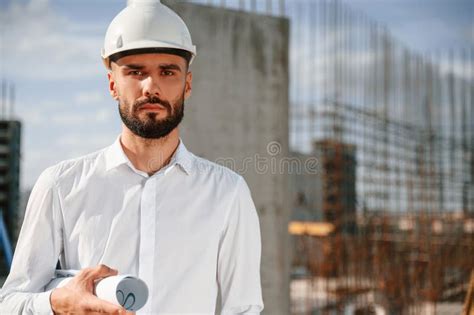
[118,95,184,139]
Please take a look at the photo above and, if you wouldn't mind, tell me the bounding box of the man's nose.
[142,75,161,97]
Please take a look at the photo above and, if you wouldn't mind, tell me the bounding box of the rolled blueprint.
[45,270,149,311]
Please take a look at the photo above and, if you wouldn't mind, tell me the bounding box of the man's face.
[108,53,192,139]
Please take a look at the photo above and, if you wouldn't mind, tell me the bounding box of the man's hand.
[50,264,131,314]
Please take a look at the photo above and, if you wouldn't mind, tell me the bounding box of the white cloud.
[1,0,104,81]
[20,108,46,125]
[95,108,114,123]
[49,107,115,126]
[19,100,115,131]
[56,132,113,148]
[15,99,66,125]
[50,113,88,125]
[74,91,107,106]
[439,58,474,81]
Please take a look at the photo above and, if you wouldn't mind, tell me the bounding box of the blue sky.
[0,0,472,189]
[348,0,473,52]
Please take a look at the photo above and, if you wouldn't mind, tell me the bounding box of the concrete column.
[164,2,290,313]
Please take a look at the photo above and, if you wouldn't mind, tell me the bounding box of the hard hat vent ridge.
[127,0,161,6]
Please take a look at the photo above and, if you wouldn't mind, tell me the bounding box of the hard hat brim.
[108,47,194,67]
[102,39,196,69]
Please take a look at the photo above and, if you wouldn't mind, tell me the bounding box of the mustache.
[134,96,171,111]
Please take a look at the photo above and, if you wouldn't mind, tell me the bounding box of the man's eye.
[129,70,143,76]
[162,70,174,76]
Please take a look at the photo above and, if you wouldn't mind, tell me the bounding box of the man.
[0,1,264,314]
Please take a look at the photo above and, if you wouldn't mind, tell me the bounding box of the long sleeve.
[217,177,264,315]
[0,166,63,314]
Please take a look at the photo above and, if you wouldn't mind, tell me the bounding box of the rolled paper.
[94,275,148,311]
[45,270,149,311]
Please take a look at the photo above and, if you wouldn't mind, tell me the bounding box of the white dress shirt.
[0,137,264,314]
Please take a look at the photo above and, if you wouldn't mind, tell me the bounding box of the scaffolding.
[285,0,473,313]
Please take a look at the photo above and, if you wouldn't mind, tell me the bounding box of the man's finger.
[87,264,118,280]
[85,295,126,314]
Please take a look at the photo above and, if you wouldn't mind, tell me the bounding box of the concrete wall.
[164,2,290,314]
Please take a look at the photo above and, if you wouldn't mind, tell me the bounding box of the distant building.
[0,120,21,275]
[290,139,357,234]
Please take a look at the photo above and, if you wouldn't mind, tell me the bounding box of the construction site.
[181,0,474,313]
[284,0,474,313]
[0,0,473,314]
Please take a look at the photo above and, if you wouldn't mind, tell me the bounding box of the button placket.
[138,177,157,313]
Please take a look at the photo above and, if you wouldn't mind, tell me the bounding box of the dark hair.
[109,47,192,67]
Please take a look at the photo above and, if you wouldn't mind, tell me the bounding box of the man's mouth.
[139,103,167,111]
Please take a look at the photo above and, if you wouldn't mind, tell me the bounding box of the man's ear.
[108,71,119,100]
[184,71,192,100]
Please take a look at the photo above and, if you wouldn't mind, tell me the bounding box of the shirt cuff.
[33,290,54,314]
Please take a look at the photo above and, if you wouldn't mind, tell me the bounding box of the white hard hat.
[101,0,197,69]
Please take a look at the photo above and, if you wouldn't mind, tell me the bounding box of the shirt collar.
[169,139,193,175]
[104,135,193,175]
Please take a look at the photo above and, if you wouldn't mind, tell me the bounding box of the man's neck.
[120,127,180,176]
